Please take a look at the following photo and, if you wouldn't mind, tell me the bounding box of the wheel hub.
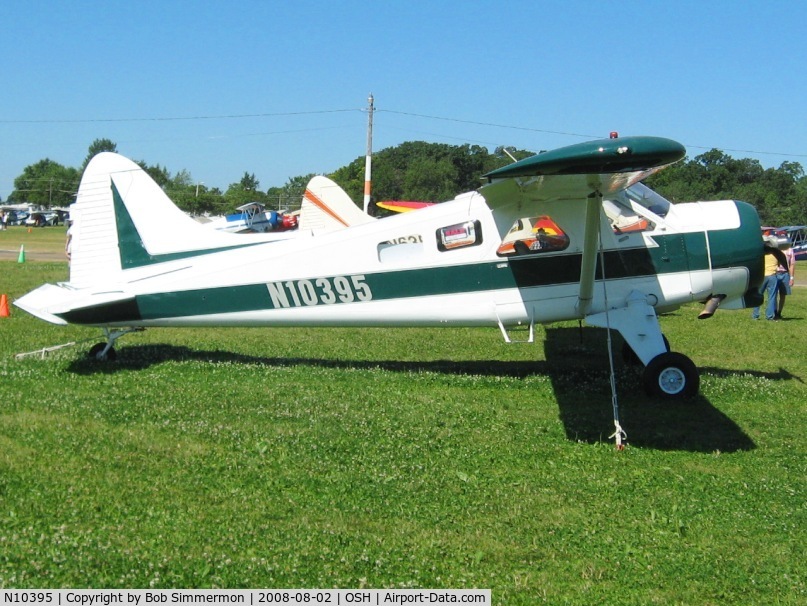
[658,367,686,395]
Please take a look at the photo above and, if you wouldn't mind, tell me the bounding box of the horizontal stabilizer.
[14,283,135,326]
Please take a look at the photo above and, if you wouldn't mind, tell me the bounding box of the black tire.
[642,352,699,399]
[88,342,117,361]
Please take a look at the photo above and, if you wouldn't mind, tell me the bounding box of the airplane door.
[686,227,713,299]
[655,228,712,301]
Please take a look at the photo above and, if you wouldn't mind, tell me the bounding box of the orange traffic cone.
[0,294,10,318]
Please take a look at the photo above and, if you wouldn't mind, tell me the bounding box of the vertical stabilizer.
[298,176,375,234]
[68,152,285,288]
[68,153,130,287]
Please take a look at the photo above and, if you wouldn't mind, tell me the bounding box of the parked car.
[7,210,27,225]
[25,210,59,227]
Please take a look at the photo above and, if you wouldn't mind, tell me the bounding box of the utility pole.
[363,93,374,213]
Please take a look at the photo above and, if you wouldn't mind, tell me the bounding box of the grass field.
[0,225,69,259]
[0,243,804,602]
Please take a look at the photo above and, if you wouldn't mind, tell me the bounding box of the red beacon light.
[609,131,619,139]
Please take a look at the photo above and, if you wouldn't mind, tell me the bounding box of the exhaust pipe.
[698,295,726,320]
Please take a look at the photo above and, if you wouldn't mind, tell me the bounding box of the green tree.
[401,156,458,201]
[328,141,537,207]
[330,159,369,203]
[137,162,171,188]
[161,169,229,216]
[82,138,118,171]
[647,150,806,225]
[9,159,80,206]
[266,174,314,212]
[173,184,226,216]
[239,172,260,191]
[223,173,267,211]
[9,138,805,229]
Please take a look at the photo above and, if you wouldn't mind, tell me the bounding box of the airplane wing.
[235,202,266,212]
[481,136,686,315]
[14,283,135,326]
[481,136,685,204]
[376,201,435,213]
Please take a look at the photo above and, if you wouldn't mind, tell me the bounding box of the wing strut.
[577,185,603,315]
[576,184,628,449]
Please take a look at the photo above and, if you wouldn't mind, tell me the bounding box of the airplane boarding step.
[496,311,535,344]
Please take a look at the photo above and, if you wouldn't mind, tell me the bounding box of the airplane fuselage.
[52,190,761,331]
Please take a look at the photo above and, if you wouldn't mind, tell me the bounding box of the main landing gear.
[620,335,699,398]
[587,290,700,400]
[87,328,143,361]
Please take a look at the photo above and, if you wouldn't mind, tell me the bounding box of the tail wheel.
[88,342,117,361]
[643,352,699,399]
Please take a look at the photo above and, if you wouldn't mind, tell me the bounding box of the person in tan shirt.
[753,240,790,320]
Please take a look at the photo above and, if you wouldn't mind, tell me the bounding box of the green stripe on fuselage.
[62,232,706,324]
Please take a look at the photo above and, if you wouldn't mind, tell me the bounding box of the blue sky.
[2,0,805,201]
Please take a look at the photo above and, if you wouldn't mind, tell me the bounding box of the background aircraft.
[15,136,766,402]
[376,200,434,213]
[763,225,806,260]
[203,202,298,234]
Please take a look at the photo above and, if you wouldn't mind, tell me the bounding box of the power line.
[378,109,595,139]
[0,109,361,124]
[379,109,807,160]
[685,144,807,159]
[3,106,805,161]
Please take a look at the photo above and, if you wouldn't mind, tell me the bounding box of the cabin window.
[378,237,425,263]
[496,216,570,257]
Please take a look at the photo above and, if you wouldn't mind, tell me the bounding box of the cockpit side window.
[602,183,671,234]
[603,198,654,234]
[626,183,670,218]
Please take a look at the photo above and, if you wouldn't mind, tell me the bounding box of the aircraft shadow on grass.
[64,325,799,453]
[542,327,760,453]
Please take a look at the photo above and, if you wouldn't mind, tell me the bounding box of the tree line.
[5,138,805,226]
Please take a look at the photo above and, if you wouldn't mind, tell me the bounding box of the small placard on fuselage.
[437,220,482,251]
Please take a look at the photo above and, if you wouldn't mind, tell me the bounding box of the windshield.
[624,183,671,218]
[601,183,672,235]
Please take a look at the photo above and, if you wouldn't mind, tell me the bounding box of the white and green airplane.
[15,135,766,399]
